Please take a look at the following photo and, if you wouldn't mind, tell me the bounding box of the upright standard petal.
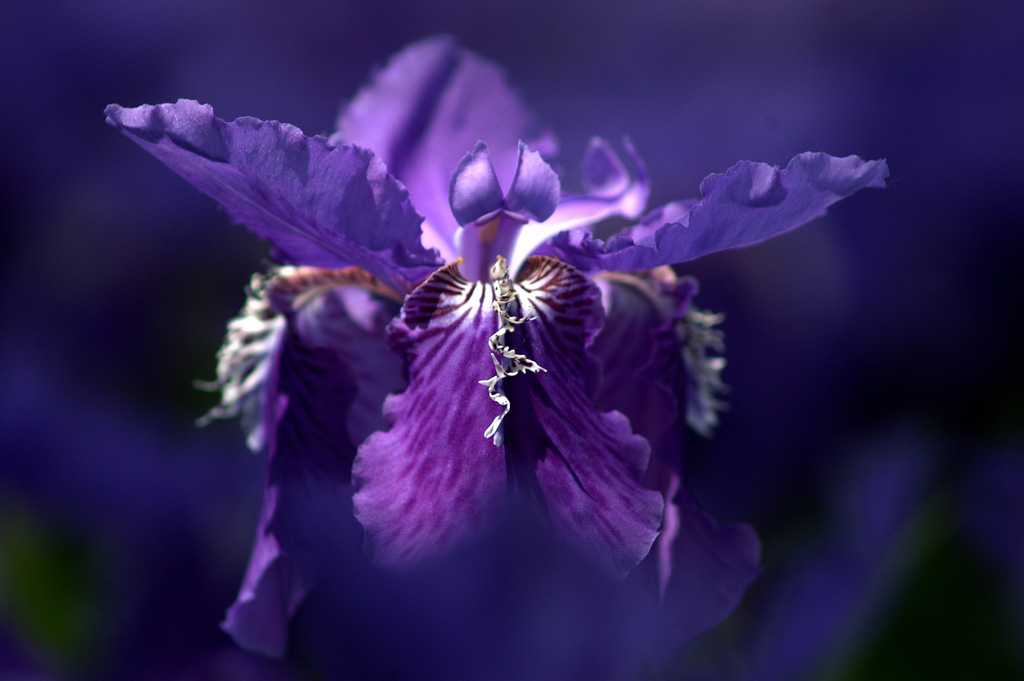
[333,36,556,258]
[551,153,889,272]
[105,100,443,294]
[211,267,402,657]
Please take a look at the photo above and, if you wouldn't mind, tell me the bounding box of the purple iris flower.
[105,36,887,658]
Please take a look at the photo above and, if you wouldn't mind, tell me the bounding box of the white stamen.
[196,271,287,451]
[479,256,546,445]
[679,307,727,436]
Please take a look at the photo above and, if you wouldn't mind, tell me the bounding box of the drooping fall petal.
[211,268,401,657]
[353,257,663,576]
[503,257,664,578]
[352,262,508,567]
[591,269,757,637]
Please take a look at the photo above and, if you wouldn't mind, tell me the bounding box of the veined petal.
[333,36,557,258]
[221,319,356,657]
[503,257,665,578]
[353,257,663,576]
[210,267,401,657]
[551,152,889,272]
[105,99,443,294]
[591,269,696,448]
[510,139,649,274]
[448,141,504,226]
[352,263,507,567]
[503,141,560,223]
[589,267,754,632]
[267,267,405,444]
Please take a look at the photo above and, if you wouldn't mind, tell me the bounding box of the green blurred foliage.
[0,498,110,675]
[835,510,1022,681]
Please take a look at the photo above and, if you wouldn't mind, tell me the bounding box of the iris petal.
[541,138,651,233]
[221,486,313,658]
[591,269,757,634]
[332,36,557,258]
[551,152,888,272]
[105,99,442,294]
[504,141,561,223]
[503,258,665,578]
[591,270,694,446]
[510,139,649,273]
[660,486,762,641]
[270,268,405,444]
[221,321,356,657]
[353,257,663,576]
[214,267,401,657]
[352,262,508,567]
[448,141,505,226]
[582,136,633,196]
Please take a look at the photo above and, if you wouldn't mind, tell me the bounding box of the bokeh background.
[2,0,1022,679]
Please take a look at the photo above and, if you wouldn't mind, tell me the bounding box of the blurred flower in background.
[1,0,1022,679]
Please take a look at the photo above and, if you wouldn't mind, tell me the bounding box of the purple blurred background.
[2,0,1022,679]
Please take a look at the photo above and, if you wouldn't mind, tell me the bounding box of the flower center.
[456,211,528,282]
[478,255,546,445]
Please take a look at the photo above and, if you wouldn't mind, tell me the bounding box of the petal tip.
[504,141,560,222]
[448,141,504,225]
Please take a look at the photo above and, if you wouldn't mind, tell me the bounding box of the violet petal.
[660,486,761,642]
[221,322,356,657]
[105,99,442,294]
[353,257,663,576]
[541,138,650,232]
[221,487,312,658]
[551,152,889,272]
[590,269,754,634]
[582,136,633,196]
[333,36,556,257]
[273,268,405,444]
[220,268,398,657]
[503,141,561,222]
[504,257,665,578]
[352,262,508,567]
[448,141,505,226]
[510,139,649,272]
[591,270,696,448]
